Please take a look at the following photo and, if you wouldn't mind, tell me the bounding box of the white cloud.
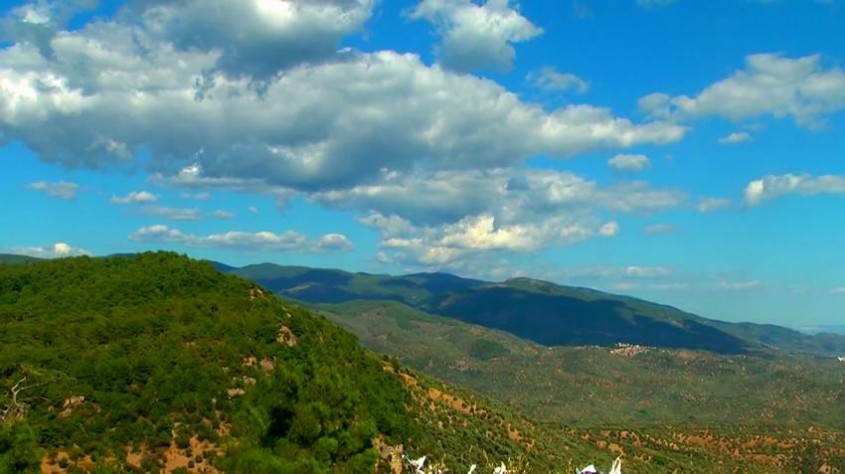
[831,287,845,295]
[718,131,752,144]
[0,0,98,57]
[139,205,201,220]
[0,29,683,191]
[744,173,845,206]
[129,224,352,252]
[640,53,845,127]
[203,230,308,250]
[559,265,672,279]
[410,0,543,72]
[247,206,259,214]
[644,223,676,234]
[1,0,693,271]
[128,224,192,243]
[624,266,671,277]
[211,210,235,219]
[315,233,354,252]
[528,67,590,94]
[719,280,761,291]
[697,197,732,213]
[316,168,684,226]
[111,190,158,204]
[9,242,91,258]
[599,221,619,236]
[28,180,78,199]
[608,153,651,173]
[140,0,375,79]
[318,168,682,267]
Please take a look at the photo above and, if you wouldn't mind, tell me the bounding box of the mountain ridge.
[218,261,845,357]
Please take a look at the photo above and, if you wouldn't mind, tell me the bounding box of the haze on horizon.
[1,0,844,326]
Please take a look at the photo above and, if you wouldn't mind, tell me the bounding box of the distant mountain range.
[4,253,842,357]
[218,262,845,357]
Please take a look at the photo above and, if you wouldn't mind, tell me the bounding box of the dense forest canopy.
[0,252,418,472]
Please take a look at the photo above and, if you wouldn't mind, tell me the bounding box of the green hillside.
[225,263,845,357]
[0,253,612,473]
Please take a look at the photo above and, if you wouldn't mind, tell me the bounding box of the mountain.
[0,253,617,473]
[223,263,845,357]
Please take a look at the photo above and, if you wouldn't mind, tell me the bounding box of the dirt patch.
[277,325,298,346]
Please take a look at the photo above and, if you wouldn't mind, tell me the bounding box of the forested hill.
[0,253,419,472]
[0,253,602,473]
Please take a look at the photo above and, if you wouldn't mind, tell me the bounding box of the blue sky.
[1,0,844,325]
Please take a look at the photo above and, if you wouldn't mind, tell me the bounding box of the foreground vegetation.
[0,253,428,472]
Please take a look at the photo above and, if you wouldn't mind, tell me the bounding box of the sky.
[1,0,844,326]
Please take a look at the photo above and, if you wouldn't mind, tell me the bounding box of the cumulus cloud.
[28,180,78,199]
[318,169,685,244]
[129,225,352,252]
[0,0,98,58]
[0,32,683,190]
[10,242,91,258]
[410,0,543,72]
[608,154,650,173]
[1,0,690,270]
[111,190,158,204]
[315,167,683,267]
[315,233,354,252]
[138,0,374,79]
[718,131,752,144]
[744,173,845,206]
[640,53,845,127]
[316,168,684,226]
[528,67,590,94]
[697,197,732,213]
